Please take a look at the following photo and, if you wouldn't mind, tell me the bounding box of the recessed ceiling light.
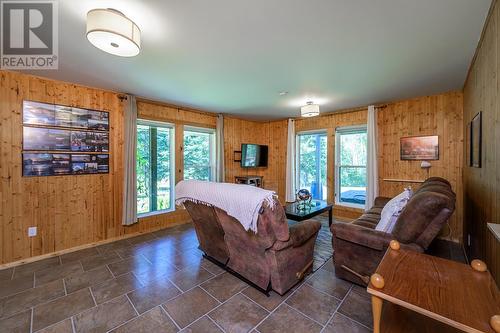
[279,91,288,96]
[86,8,141,57]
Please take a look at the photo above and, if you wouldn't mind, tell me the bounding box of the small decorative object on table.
[296,189,313,211]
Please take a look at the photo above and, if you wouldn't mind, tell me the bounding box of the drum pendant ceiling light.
[86,8,141,57]
[300,101,320,117]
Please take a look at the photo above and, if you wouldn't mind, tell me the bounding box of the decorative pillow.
[375,187,413,233]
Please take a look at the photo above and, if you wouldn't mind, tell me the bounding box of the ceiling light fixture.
[300,101,320,117]
[86,8,141,57]
[279,91,288,96]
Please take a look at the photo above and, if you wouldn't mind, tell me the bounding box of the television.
[241,144,268,168]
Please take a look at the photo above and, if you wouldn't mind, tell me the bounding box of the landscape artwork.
[400,135,439,160]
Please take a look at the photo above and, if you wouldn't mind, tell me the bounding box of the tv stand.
[235,175,263,188]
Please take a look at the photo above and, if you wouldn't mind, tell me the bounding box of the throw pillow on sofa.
[375,187,413,233]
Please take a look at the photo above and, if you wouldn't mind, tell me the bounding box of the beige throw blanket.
[175,180,277,233]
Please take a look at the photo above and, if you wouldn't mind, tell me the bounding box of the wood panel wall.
[0,71,217,265]
[223,117,287,202]
[294,92,464,237]
[463,0,500,285]
[378,92,464,242]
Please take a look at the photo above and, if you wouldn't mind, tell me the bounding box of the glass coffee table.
[284,200,333,226]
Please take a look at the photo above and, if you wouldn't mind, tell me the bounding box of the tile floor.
[0,221,465,333]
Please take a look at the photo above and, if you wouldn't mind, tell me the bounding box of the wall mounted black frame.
[471,111,482,168]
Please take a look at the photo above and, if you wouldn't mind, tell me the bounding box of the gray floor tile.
[338,288,373,328]
[132,259,179,285]
[257,304,322,333]
[91,272,143,304]
[306,268,352,299]
[200,273,247,302]
[163,287,219,328]
[0,309,31,333]
[13,257,61,279]
[200,259,225,275]
[64,265,114,294]
[323,313,370,333]
[108,256,152,276]
[170,265,214,291]
[0,268,14,281]
[111,306,177,333]
[0,274,34,299]
[126,233,157,246]
[37,318,74,333]
[208,294,268,333]
[128,278,180,314]
[32,288,95,331]
[241,286,292,312]
[73,295,137,333]
[80,251,121,271]
[0,279,65,319]
[35,261,83,286]
[60,247,99,264]
[181,316,223,333]
[286,284,340,325]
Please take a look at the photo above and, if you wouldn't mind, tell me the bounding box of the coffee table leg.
[328,208,333,227]
[371,295,383,333]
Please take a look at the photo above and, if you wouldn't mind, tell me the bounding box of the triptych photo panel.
[21,101,110,177]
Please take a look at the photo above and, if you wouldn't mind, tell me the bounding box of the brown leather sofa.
[184,199,321,295]
[331,177,456,285]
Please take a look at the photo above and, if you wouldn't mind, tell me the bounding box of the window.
[136,120,175,216]
[335,126,367,207]
[183,126,216,181]
[296,131,327,200]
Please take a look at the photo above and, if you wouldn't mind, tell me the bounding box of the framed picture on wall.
[400,135,439,160]
[466,122,472,167]
[471,112,482,168]
[22,100,110,177]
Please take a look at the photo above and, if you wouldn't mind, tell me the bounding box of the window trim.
[334,125,367,209]
[295,129,328,200]
[137,119,176,217]
[183,125,217,181]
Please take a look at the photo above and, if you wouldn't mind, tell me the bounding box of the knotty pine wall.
[295,92,464,240]
[0,71,218,265]
[463,0,500,284]
[223,117,287,202]
[378,92,464,242]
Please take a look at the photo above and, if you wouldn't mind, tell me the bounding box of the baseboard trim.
[0,221,189,270]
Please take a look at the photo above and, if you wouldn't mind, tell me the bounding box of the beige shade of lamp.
[300,102,320,117]
[86,8,141,57]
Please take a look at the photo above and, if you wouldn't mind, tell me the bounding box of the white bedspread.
[175,180,277,233]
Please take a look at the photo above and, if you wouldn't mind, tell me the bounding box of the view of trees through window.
[336,128,367,206]
[184,128,215,181]
[297,132,327,200]
[136,122,173,215]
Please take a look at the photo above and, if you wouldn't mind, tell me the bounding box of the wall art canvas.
[22,100,110,177]
[400,135,439,160]
[471,112,482,168]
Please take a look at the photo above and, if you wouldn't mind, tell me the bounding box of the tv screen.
[241,144,268,168]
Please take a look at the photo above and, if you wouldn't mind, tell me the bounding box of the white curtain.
[122,95,138,225]
[285,119,296,202]
[366,105,379,210]
[215,114,225,182]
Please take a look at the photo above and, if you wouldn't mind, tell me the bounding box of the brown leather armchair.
[184,199,321,295]
[331,177,456,285]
